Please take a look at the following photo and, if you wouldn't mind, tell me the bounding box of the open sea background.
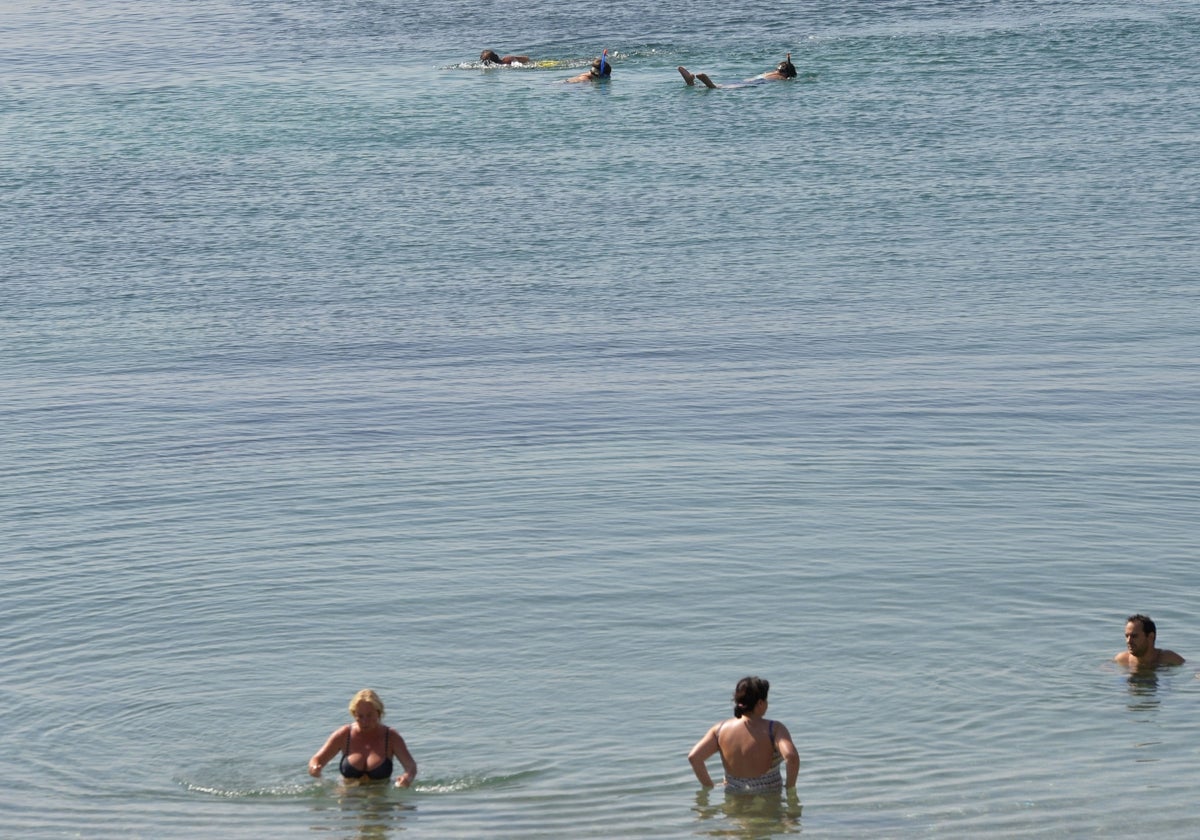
[3,0,1198,836]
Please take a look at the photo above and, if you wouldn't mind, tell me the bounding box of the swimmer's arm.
[309,725,349,777]
[774,722,800,788]
[1114,651,1131,664]
[390,729,418,788]
[687,725,721,788]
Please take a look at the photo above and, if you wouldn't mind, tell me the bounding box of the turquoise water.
[3,0,1199,836]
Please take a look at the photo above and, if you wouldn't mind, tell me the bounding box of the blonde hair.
[348,689,385,718]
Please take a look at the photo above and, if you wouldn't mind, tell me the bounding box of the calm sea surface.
[3,0,1199,836]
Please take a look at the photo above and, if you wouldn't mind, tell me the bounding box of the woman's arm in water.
[775,721,800,788]
[308,725,349,777]
[390,729,418,788]
[687,724,721,788]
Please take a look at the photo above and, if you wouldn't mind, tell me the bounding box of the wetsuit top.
[339,727,393,780]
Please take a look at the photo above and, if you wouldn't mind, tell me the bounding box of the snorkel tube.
[778,51,797,79]
[598,49,608,77]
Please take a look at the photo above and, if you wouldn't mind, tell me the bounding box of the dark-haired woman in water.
[687,676,799,793]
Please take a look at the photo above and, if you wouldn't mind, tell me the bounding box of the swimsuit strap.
[338,727,359,778]
[717,719,775,757]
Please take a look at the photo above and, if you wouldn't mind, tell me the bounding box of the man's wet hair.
[777,58,797,79]
[590,58,612,78]
[1128,614,1157,636]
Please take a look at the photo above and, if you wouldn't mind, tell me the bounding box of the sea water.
[2,0,1199,836]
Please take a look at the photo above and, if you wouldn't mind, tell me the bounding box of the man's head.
[1125,614,1157,657]
[776,53,797,79]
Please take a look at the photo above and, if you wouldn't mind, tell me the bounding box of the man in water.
[480,50,531,66]
[1114,614,1185,668]
[678,53,797,89]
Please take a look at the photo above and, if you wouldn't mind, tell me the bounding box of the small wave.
[414,768,541,793]
[179,768,540,798]
[444,60,555,71]
[180,778,313,799]
[443,56,599,71]
[175,759,319,800]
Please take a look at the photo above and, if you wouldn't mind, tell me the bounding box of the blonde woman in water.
[309,689,417,788]
[688,676,799,793]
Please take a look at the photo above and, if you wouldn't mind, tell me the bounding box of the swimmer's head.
[480,50,502,64]
[1127,613,1157,638]
[732,676,770,718]
[589,57,612,79]
[349,688,385,719]
[776,54,797,79]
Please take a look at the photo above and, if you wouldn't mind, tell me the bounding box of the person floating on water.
[565,50,612,83]
[309,689,418,788]
[1115,613,1185,669]
[480,50,531,66]
[678,53,797,89]
[688,676,800,793]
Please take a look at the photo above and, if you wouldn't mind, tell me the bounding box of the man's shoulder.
[1160,648,1186,666]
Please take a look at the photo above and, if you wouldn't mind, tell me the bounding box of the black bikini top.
[339,727,393,780]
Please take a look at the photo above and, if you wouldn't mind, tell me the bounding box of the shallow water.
[3,0,1199,836]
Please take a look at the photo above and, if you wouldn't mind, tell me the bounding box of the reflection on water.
[692,788,802,838]
[1124,669,1160,713]
[309,782,416,839]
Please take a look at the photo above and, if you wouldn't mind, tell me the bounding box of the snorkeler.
[565,50,612,83]
[678,53,797,89]
[480,50,531,66]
